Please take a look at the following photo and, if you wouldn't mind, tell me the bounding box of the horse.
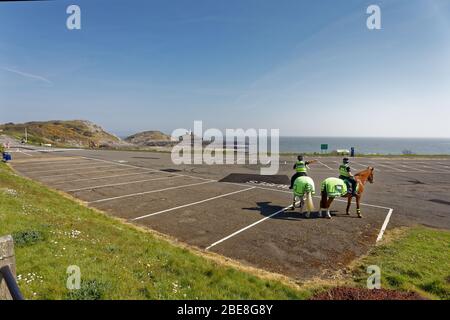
[320,167,374,219]
[291,176,315,218]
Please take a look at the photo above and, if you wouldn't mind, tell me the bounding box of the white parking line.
[26,164,119,175]
[19,150,33,157]
[434,163,450,171]
[417,164,450,173]
[317,161,333,170]
[397,163,426,172]
[14,161,101,171]
[51,171,155,185]
[80,156,213,182]
[17,160,103,170]
[376,209,393,242]
[66,175,183,192]
[231,183,393,210]
[87,180,216,204]
[368,162,403,172]
[37,167,137,179]
[132,187,255,221]
[206,202,296,251]
[205,183,394,249]
[14,158,98,166]
[351,161,370,168]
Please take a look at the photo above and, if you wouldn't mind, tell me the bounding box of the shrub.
[66,280,108,300]
[12,230,44,247]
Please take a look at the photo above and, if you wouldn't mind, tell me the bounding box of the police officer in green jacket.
[339,158,357,196]
[289,155,317,189]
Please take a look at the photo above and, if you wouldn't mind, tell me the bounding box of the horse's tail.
[306,192,315,212]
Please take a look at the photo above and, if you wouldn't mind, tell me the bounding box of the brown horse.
[320,167,375,218]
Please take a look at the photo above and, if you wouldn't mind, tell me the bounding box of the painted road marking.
[18,164,95,172]
[17,160,104,169]
[19,150,33,157]
[376,208,394,242]
[26,164,119,175]
[14,160,100,170]
[434,163,450,172]
[80,156,213,182]
[66,175,183,192]
[220,182,394,242]
[53,154,398,242]
[331,160,379,173]
[317,161,333,170]
[351,161,370,168]
[16,160,94,170]
[132,187,255,221]
[367,162,402,172]
[13,158,96,165]
[205,201,298,251]
[87,180,216,204]
[51,171,154,185]
[394,171,450,174]
[397,163,426,172]
[418,164,450,173]
[229,183,392,210]
[37,167,136,179]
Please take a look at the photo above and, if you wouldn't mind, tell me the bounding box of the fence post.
[0,235,16,300]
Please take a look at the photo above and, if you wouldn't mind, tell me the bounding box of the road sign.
[321,144,328,151]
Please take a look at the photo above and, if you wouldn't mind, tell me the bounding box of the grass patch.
[352,226,450,300]
[0,163,311,300]
[66,280,109,300]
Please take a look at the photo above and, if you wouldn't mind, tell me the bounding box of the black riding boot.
[289,173,300,189]
[351,179,357,196]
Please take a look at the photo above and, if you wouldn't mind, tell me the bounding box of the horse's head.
[356,167,375,184]
[368,167,375,183]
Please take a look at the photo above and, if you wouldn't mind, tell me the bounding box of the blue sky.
[1,0,449,137]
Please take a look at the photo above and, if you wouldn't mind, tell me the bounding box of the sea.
[277,137,450,155]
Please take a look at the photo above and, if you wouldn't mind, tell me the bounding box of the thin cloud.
[0,66,52,85]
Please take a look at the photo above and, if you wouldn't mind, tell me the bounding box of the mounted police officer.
[339,157,357,196]
[289,155,316,189]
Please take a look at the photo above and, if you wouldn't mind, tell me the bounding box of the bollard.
[0,235,16,300]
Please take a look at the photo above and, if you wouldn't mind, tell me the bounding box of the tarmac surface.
[7,147,450,280]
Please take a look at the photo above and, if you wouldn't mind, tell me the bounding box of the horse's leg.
[346,196,352,215]
[325,198,334,219]
[356,195,362,218]
[319,191,327,217]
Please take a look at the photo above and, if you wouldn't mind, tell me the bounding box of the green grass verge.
[352,227,450,300]
[0,163,310,300]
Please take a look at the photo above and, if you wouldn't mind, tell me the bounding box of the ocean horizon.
[276,136,450,155]
[117,134,450,155]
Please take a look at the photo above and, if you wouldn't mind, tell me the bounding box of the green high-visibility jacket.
[321,177,348,197]
[339,164,350,177]
[295,161,307,173]
[293,176,315,196]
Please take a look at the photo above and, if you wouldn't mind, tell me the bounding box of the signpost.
[321,144,328,153]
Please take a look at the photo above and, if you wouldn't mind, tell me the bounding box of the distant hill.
[0,120,127,148]
[125,130,172,146]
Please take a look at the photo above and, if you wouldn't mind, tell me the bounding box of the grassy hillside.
[0,162,309,300]
[0,120,123,148]
[125,130,172,146]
